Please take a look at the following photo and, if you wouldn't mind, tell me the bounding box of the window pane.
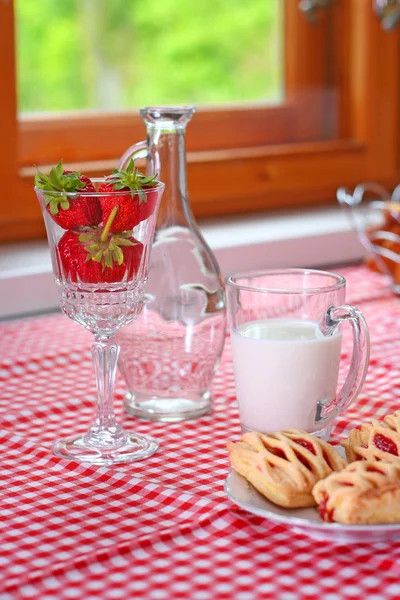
[16,0,283,113]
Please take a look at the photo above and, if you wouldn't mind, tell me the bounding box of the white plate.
[225,470,400,543]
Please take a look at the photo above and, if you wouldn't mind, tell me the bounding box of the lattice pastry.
[341,411,400,463]
[227,430,346,508]
[313,460,400,524]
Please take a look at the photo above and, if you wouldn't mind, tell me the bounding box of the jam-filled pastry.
[227,430,346,508]
[341,411,400,463]
[313,460,400,524]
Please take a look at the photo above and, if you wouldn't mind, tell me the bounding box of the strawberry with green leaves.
[99,159,159,233]
[35,160,102,230]
[58,206,143,284]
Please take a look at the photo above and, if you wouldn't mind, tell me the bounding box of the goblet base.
[53,432,159,465]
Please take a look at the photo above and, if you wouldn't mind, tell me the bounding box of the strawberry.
[35,160,102,230]
[136,186,159,224]
[57,206,143,284]
[98,180,139,234]
[99,158,159,233]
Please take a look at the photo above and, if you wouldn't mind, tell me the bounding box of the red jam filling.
[373,433,398,456]
[293,439,316,455]
[295,454,312,470]
[268,447,287,460]
[322,450,333,469]
[366,465,384,475]
[318,492,334,523]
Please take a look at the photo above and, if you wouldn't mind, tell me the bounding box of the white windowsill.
[0,203,364,320]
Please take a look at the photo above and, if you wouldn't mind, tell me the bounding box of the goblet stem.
[52,328,159,464]
[83,336,127,448]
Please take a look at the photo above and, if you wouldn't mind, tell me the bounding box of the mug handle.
[315,305,370,425]
[118,140,148,170]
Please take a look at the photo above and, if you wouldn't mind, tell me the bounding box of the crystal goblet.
[35,174,164,465]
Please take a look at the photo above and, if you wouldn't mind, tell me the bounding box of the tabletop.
[1,264,400,600]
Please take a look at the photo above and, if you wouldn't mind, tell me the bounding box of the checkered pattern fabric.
[1,264,400,600]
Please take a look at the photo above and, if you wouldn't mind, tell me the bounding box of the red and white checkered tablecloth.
[1,264,400,600]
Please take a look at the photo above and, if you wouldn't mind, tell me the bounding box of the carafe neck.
[141,106,195,226]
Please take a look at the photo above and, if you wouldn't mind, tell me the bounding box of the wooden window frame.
[0,0,399,243]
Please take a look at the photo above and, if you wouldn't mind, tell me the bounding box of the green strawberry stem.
[79,204,135,270]
[107,158,158,201]
[101,206,119,242]
[35,159,86,215]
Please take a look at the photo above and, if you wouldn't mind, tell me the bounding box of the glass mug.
[227,269,370,439]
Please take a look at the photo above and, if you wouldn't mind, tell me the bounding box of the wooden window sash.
[18,1,333,165]
[0,0,19,239]
[0,0,399,243]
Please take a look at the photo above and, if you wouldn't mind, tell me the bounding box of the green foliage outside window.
[16,0,282,113]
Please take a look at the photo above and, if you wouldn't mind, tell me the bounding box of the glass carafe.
[116,106,227,421]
